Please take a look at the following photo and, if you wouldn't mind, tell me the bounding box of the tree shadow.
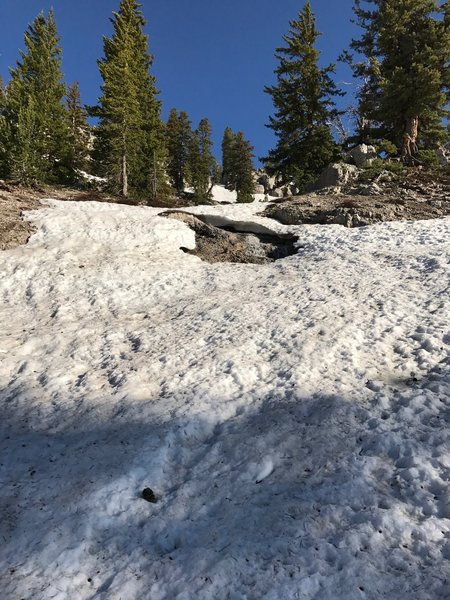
[1,379,450,599]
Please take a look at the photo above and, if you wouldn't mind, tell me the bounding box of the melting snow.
[1,199,450,599]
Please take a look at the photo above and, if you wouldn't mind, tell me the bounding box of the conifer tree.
[346,0,450,163]
[188,118,215,202]
[229,131,256,203]
[66,82,91,174]
[263,2,342,189]
[166,108,193,194]
[5,10,71,183]
[221,127,235,189]
[0,77,8,178]
[95,0,166,199]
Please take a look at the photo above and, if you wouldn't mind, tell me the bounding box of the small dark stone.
[142,488,157,503]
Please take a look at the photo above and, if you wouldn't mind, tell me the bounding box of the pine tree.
[231,132,256,203]
[263,2,342,189]
[347,0,450,162]
[166,108,193,194]
[95,0,166,200]
[5,10,71,183]
[221,127,235,189]
[0,77,8,178]
[66,82,91,174]
[188,117,215,202]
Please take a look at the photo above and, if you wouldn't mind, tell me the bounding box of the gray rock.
[309,163,360,192]
[348,144,377,167]
[257,173,277,193]
[254,184,266,195]
[435,146,450,167]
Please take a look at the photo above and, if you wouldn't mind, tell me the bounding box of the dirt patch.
[163,211,298,264]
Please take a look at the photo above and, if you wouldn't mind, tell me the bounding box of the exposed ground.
[164,210,297,263]
[263,169,450,228]
[3,168,450,253]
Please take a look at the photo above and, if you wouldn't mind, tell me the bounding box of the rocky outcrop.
[163,211,297,263]
[347,144,377,168]
[261,193,450,228]
[307,163,360,193]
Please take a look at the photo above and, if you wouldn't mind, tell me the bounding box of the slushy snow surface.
[1,199,450,599]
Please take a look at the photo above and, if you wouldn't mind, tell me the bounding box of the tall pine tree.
[66,82,91,174]
[0,77,8,178]
[188,118,216,202]
[347,0,450,162]
[166,108,193,194]
[263,2,342,189]
[95,0,166,200]
[4,10,71,184]
[221,127,235,189]
[231,132,255,203]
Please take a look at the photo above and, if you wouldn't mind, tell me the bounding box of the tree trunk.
[122,153,128,197]
[151,150,157,199]
[401,116,419,165]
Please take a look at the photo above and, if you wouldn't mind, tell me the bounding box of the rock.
[359,182,383,196]
[162,210,297,264]
[435,146,450,167]
[142,488,158,503]
[257,173,277,193]
[270,189,283,198]
[309,163,360,192]
[254,184,265,195]
[348,144,377,167]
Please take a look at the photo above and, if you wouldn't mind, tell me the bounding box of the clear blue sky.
[0,0,358,163]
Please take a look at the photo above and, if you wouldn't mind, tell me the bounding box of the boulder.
[270,189,283,198]
[435,146,450,167]
[309,163,359,192]
[257,173,277,193]
[348,144,377,167]
[254,184,266,195]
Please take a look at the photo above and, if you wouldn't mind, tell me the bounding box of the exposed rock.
[163,210,297,263]
[254,184,265,195]
[308,163,360,192]
[257,172,278,193]
[261,193,450,228]
[348,144,377,168]
[358,182,383,196]
[270,189,283,198]
[435,146,450,167]
[142,488,158,503]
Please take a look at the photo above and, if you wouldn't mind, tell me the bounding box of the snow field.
[0,199,450,598]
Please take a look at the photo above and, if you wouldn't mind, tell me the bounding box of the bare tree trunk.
[122,153,128,197]
[401,116,419,165]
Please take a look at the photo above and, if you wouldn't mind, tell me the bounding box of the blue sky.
[0,0,358,162]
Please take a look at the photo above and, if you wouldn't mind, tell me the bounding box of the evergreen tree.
[0,77,8,178]
[188,117,215,202]
[95,0,166,199]
[347,0,450,162]
[230,132,256,203]
[5,10,71,183]
[166,108,193,194]
[221,126,235,189]
[263,2,342,189]
[66,82,91,174]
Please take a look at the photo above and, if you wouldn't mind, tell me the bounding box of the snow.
[1,198,450,599]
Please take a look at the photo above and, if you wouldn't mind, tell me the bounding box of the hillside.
[1,196,450,598]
